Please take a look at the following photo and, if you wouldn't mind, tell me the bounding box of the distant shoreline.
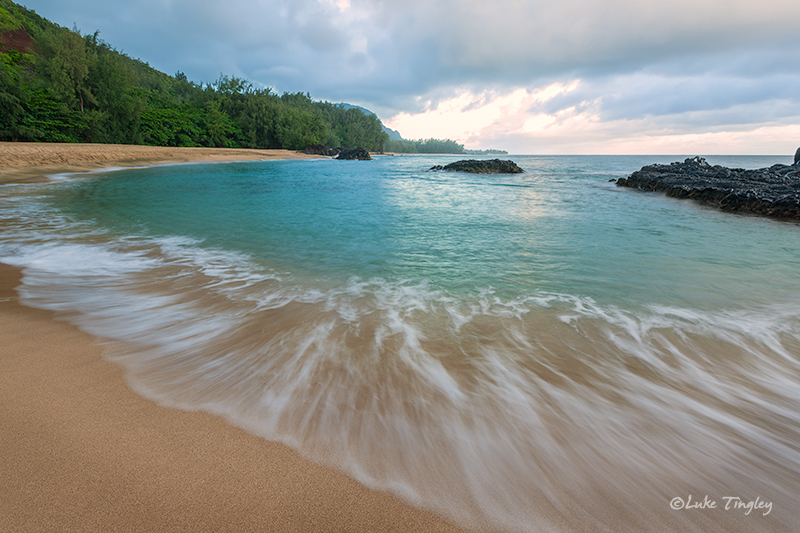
[0,142,324,184]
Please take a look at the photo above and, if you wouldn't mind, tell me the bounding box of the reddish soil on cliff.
[0,27,35,54]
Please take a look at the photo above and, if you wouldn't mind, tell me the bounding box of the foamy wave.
[2,186,799,532]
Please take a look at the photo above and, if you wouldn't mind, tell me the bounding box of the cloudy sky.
[20,0,800,154]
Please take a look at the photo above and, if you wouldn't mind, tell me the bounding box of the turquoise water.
[2,155,799,532]
[45,155,800,307]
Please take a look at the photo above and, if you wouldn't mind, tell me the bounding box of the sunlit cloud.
[601,124,800,155]
[385,82,580,142]
[469,109,800,155]
[386,76,800,155]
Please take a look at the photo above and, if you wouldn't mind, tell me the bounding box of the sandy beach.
[0,143,469,533]
[0,142,323,184]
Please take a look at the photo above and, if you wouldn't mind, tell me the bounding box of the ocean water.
[2,154,799,532]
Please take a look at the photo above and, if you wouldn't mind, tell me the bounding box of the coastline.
[2,150,798,531]
[0,142,324,184]
[0,145,469,533]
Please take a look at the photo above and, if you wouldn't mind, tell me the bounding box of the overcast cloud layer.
[19,0,800,153]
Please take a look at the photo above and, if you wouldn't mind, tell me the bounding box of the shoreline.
[3,148,798,531]
[0,144,470,533]
[0,275,468,533]
[0,142,325,184]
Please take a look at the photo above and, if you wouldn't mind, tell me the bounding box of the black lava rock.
[335,148,372,160]
[616,156,800,220]
[429,159,524,174]
[302,144,341,156]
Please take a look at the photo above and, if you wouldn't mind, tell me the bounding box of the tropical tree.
[35,26,95,112]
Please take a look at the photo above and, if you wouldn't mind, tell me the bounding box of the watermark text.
[670,495,772,516]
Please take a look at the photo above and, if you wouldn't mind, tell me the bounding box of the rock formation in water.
[335,148,372,160]
[615,156,800,220]
[429,159,524,174]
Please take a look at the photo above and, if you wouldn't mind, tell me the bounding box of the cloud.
[18,0,800,153]
[386,74,800,155]
[385,82,580,139]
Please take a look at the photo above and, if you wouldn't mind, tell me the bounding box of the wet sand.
[0,143,470,533]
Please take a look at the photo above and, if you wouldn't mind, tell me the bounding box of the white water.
[2,158,799,532]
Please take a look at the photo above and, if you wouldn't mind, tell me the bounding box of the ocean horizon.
[2,154,798,532]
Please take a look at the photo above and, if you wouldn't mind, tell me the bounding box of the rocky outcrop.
[616,156,800,220]
[429,159,524,174]
[301,146,373,159]
[335,148,372,160]
[794,146,800,165]
[302,144,341,157]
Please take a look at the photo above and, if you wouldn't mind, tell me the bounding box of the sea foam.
[2,158,799,532]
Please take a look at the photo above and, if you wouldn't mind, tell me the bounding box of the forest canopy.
[384,138,465,154]
[0,0,466,153]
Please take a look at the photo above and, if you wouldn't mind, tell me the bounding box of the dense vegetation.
[384,138,465,154]
[0,0,393,151]
[465,148,508,155]
[0,0,474,153]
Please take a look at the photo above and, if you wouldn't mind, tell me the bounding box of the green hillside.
[0,0,392,150]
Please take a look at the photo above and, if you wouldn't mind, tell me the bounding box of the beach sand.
[0,143,470,533]
[0,142,323,184]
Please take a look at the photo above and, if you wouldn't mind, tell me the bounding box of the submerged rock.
[335,148,372,160]
[616,156,800,220]
[430,159,524,174]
